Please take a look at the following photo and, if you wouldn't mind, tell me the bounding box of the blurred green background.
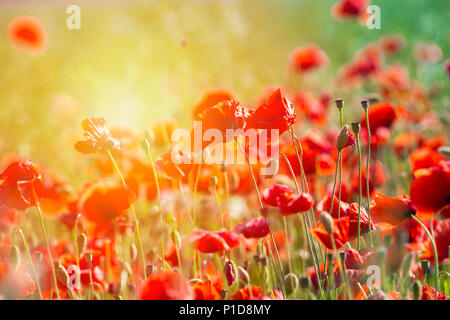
[0,0,448,180]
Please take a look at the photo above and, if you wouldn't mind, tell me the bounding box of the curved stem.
[12,227,43,300]
[36,204,60,299]
[411,215,439,300]
[328,152,341,217]
[107,150,147,280]
[355,135,362,250]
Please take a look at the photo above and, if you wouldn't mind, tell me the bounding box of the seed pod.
[129,243,138,262]
[55,263,69,286]
[238,266,250,285]
[412,281,422,300]
[171,230,181,250]
[361,99,369,110]
[299,276,311,290]
[351,122,361,136]
[224,260,237,286]
[335,98,344,110]
[77,233,87,257]
[85,253,93,269]
[284,273,299,295]
[320,211,334,235]
[339,251,347,263]
[9,245,20,269]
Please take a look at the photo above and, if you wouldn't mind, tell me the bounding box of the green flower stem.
[12,227,43,300]
[364,109,373,245]
[107,150,147,280]
[355,134,363,250]
[411,215,439,300]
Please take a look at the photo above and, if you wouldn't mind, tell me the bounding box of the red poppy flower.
[311,215,350,250]
[191,229,230,253]
[262,184,314,215]
[234,217,270,239]
[232,286,281,300]
[444,60,450,79]
[192,89,235,119]
[376,64,410,95]
[414,42,443,64]
[289,44,329,73]
[345,203,376,241]
[378,34,406,56]
[421,285,448,300]
[331,0,369,21]
[0,261,36,299]
[409,147,445,172]
[360,102,396,134]
[75,118,120,154]
[419,218,450,263]
[410,161,450,214]
[139,271,193,300]
[0,206,20,232]
[78,180,133,226]
[193,279,221,300]
[246,89,296,135]
[317,195,349,219]
[351,161,386,197]
[370,194,416,226]
[7,15,47,54]
[156,145,194,180]
[0,160,44,210]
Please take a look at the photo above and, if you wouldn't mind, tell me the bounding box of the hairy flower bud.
[336,125,356,151]
[224,260,237,286]
[77,233,87,257]
[320,211,334,235]
[238,266,250,285]
[9,245,20,269]
[284,273,299,295]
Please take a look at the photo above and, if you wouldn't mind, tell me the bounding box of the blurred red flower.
[234,217,270,239]
[139,271,193,300]
[75,118,120,154]
[289,44,329,73]
[7,15,47,54]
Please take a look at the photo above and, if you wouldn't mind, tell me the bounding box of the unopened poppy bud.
[299,276,311,290]
[238,266,250,285]
[260,256,268,267]
[351,122,361,136]
[77,233,87,257]
[335,98,344,110]
[252,253,261,264]
[438,146,450,156]
[284,273,299,295]
[336,125,356,151]
[85,253,93,268]
[420,260,430,278]
[261,267,269,286]
[361,99,369,110]
[224,260,237,286]
[412,281,422,300]
[129,243,138,262]
[114,295,123,300]
[243,259,250,270]
[320,211,334,235]
[55,263,69,286]
[9,245,20,269]
[188,278,202,284]
[209,176,218,188]
[229,170,240,190]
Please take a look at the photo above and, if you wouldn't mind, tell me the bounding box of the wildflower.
[370,194,416,226]
[336,125,356,151]
[234,217,270,239]
[410,161,450,214]
[192,279,221,300]
[139,271,193,300]
[419,218,450,263]
[7,15,47,54]
[191,229,231,253]
[192,89,235,119]
[378,34,407,56]
[414,42,443,64]
[75,118,120,154]
[0,160,44,211]
[331,0,370,21]
[289,44,329,73]
[311,215,350,249]
[421,284,448,300]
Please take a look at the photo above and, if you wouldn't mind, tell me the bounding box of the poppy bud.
[85,253,93,268]
[351,122,361,136]
[299,276,311,290]
[55,262,69,287]
[284,273,299,295]
[421,260,430,278]
[209,176,218,188]
[238,266,250,285]
[171,230,181,250]
[77,233,87,257]
[129,243,138,262]
[260,256,268,267]
[252,253,261,264]
[188,278,202,284]
[335,98,344,110]
[361,99,369,110]
[320,211,334,235]
[243,259,250,270]
[261,266,269,286]
[145,263,155,277]
[412,281,422,300]
[9,245,20,269]
[336,125,356,151]
[114,295,123,300]
[229,170,240,190]
[224,260,237,286]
